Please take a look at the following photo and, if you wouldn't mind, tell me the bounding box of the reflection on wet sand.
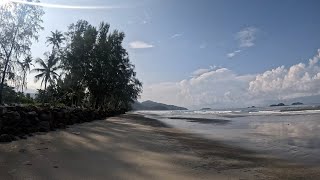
[169,117,230,124]
[140,111,320,165]
[249,120,320,150]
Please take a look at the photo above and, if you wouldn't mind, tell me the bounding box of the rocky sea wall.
[0,106,124,142]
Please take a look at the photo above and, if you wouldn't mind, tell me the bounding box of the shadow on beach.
[0,113,319,179]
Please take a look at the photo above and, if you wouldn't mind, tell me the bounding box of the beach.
[0,113,319,180]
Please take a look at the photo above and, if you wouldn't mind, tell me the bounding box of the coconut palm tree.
[18,55,34,92]
[32,53,60,90]
[46,30,65,52]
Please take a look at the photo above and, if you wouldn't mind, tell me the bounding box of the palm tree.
[32,53,60,90]
[46,30,65,52]
[18,55,33,93]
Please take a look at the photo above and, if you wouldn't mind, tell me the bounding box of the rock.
[39,112,52,122]
[13,111,21,120]
[0,134,13,142]
[1,127,17,135]
[30,117,40,125]
[38,121,50,132]
[18,135,27,139]
[2,111,21,126]
[58,123,66,129]
[27,111,37,117]
[0,107,7,115]
[55,111,64,119]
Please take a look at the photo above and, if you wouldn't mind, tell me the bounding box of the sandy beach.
[0,113,319,180]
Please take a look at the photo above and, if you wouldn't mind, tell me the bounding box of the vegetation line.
[0,1,142,112]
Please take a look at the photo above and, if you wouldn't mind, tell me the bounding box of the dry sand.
[0,113,319,180]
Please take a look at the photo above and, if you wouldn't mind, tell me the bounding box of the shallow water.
[135,108,320,165]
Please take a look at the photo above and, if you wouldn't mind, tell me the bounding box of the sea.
[134,105,320,165]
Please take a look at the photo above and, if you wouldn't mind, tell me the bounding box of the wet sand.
[168,117,230,124]
[0,113,319,179]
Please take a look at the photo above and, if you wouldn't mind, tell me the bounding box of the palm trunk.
[0,57,10,104]
[22,71,26,93]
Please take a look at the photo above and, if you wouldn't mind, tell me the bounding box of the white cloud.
[142,68,256,109]
[249,49,320,100]
[171,33,183,39]
[227,27,258,58]
[192,68,211,77]
[236,27,258,48]
[142,49,320,109]
[227,50,241,58]
[129,41,154,49]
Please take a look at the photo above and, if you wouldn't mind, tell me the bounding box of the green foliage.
[32,53,60,89]
[0,10,141,112]
[46,30,65,54]
[2,84,35,104]
[62,20,142,111]
[0,0,44,103]
[18,55,34,92]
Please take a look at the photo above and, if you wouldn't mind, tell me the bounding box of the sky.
[14,0,320,109]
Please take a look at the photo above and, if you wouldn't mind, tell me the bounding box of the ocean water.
[135,106,320,165]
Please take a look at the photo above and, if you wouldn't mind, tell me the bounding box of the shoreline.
[0,113,319,179]
[125,113,320,179]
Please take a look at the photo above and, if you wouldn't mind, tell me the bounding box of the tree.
[63,20,142,111]
[32,53,60,90]
[46,30,65,52]
[0,1,44,103]
[1,83,34,104]
[18,55,33,92]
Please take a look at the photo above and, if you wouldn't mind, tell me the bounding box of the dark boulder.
[0,107,7,115]
[0,134,14,142]
[58,123,66,129]
[38,121,50,132]
[39,112,52,122]
[2,111,21,126]
[27,111,37,117]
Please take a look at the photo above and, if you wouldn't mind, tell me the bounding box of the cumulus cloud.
[142,49,320,109]
[249,49,320,100]
[142,68,256,108]
[192,68,211,77]
[129,41,154,49]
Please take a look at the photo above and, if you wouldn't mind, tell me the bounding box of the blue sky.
[24,0,320,108]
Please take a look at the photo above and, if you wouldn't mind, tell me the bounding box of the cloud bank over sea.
[142,49,320,109]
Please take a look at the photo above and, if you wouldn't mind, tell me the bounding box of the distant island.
[132,100,188,111]
[270,103,286,107]
[270,102,304,107]
[292,102,303,105]
[200,108,212,110]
